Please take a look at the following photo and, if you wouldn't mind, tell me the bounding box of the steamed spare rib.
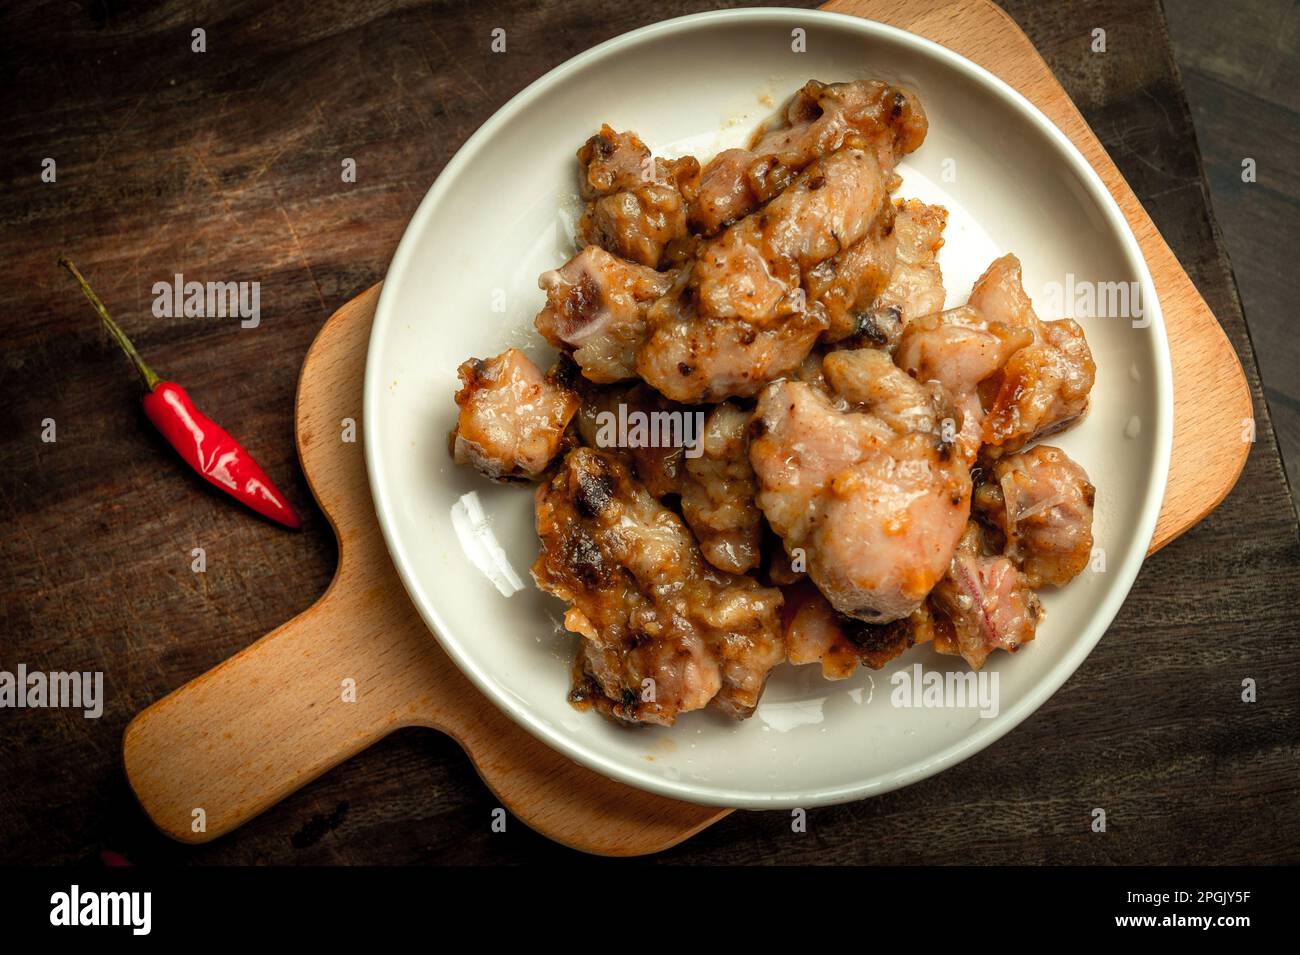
[930,522,1041,669]
[636,266,827,403]
[806,196,948,349]
[640,147,894,402]
[535,246,677,383]
[967,255,1096,455]
[575,384,764,573]
[679,402,764,574]
[782,580,863,679]
[896,305,1034,399]
[533,448,784,724]
[576,125,701,268]
[974,444,1095,587]
[801,200,899,344]
[894,302,1033,463]
[782,580,944,677]
[750,347,971,624]
[691,149,889,323]
[869,198,949,333]
[689,79,928,236]
[450,349,579,481]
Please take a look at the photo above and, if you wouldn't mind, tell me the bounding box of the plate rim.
[363,6,1175,808]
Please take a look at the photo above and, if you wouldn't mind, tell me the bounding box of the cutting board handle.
[123,581,424,843]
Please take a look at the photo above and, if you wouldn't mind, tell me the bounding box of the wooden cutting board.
[122,0,1251,856]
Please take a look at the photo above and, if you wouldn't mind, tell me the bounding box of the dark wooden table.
[1165,0,1300,513]
[2,0,1297,865]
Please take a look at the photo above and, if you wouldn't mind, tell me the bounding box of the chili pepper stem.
[58,256,161,391]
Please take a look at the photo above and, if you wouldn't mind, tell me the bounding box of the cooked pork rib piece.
[750,347,971,624]
[974,444,1095,587]
[575,385,763,574]
[450,349,579,482]
[533,448,783,724]
[691,148,889,323]
[535,246,678,383]
[895,303,1033,464]
[782,580,863,679]
[679,402,764,574]
[775,79,929,168]
[636,276,829,403]
[804,202,899,343]
[967,255,1096,455]
[688,79,928,237]
[870,198,948,332]
[783,580,951,676]
[578,125,653,197]
[576,125,701,268]
[803,197,948,352]
[930,522,1041,669]
[896,306,1034,398]
[690,147,781,240]
[639,148,892,402]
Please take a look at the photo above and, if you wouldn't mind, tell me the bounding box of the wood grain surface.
[1165,0,1300,514]
[2,0,1298,865]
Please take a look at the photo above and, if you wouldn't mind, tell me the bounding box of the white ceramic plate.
[364,9,1173,808]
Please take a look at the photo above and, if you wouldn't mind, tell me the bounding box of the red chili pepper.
[60,256,301,530]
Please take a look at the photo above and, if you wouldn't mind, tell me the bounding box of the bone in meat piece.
[575,384,764,574]
[966,254,1096,456]
[974,444,1096,588]
[575,125,701,268]
[929,522,1041,669]
[533,447,784,724]
[535,245,678,384]
[450,348,580,482]
[689,79,928,236]
[895,302,1034,464]
[750,347,971,623]
[869,198,949,333]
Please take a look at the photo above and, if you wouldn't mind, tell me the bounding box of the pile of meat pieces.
[449,79,1098,726]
